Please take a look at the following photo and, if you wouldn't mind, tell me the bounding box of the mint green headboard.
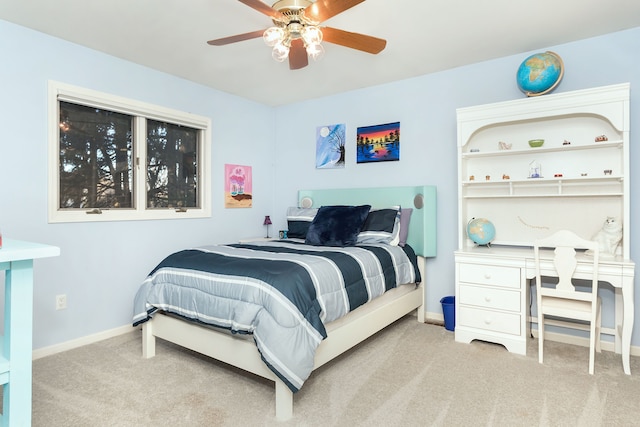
[298,185,437,257]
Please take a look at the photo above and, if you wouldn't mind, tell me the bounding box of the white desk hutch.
[454,84,635,374]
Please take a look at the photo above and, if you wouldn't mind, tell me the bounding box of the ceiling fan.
[207,0,387,70]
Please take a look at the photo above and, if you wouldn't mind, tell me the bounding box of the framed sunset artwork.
[356,121,400,164]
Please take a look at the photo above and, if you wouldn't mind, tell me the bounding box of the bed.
[133,185,437,420]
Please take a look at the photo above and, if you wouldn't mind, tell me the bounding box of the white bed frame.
[140,185,437,420]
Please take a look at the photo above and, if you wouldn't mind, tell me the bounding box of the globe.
[466,218,496,246]
[516,51,564,97]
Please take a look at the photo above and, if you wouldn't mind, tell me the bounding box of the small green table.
[0,239,59,426]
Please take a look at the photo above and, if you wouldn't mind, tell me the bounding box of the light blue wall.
[2,18,640,350]
[0,20,276,348]
[272,27,640,345]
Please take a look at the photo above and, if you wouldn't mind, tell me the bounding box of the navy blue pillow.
[286,207,318,239]
[305,205,371,246]
[357,206,401,245]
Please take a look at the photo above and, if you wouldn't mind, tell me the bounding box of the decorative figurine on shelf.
[502,174,510,180]
[563,140,571,145]
[485,175,491,181]
[588,217,623,258]
[469,175,475,181]
[528,160,542,178]
[528,139,544,148]
[604,169,612,175]
[498,141,512,150]
[263,215,272,238]
[595,135,608,142]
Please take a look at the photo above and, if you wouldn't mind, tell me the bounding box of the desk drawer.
[459,284,520,312]
[458,306,521,336]
[458,263,520,289]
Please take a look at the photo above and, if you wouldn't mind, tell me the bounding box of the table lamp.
[263,215,272,238]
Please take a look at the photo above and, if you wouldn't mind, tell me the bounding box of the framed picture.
[224,164,252,208]
[356,121,400,164]
[316,124,346,169]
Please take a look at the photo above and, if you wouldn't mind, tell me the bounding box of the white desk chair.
[534,230,602,374]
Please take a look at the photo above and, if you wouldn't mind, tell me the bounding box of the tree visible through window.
[147,120,199,209]
[59,102,133,209]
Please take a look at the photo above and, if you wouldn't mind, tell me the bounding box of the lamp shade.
[263,215,272,226]
[306,43,324,61]
[263,27,284,47]
[301,26,322,45]
[272,42,290,62]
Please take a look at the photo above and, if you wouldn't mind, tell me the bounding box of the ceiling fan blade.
[289,39,309,70]
[304,0,365,23]
[238,0,287,21]
[207,29,265,46]
[321,27,386,54]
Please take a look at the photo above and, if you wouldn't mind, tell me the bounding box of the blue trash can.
[440,296,455,331]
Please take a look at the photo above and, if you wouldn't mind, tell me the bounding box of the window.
[48,81,211,222]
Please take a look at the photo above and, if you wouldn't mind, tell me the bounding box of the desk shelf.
[462,176,624,199]
[461,139,623,158]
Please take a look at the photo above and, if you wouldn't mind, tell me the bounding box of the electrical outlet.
[55,294,67,310]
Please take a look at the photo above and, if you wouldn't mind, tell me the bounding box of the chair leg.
[538,314,544,364]
[589,321,596,375]
[595,303,602,353]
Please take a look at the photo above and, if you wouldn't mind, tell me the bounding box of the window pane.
[58,101,133,209]
[146,120,199,209]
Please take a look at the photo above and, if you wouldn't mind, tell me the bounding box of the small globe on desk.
[516,51,564,97]
[467,218,496,246]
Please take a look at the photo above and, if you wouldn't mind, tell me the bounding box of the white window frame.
[48,81,211,223]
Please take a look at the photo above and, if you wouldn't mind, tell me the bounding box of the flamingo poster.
[224,164,252,208]
[356,121,400,164]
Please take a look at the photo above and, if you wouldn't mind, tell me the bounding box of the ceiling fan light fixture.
[272,41,290,62]
[301,25,322,46]
[207,0,386,70]
[263,26,285,47]
[306,42,324,61]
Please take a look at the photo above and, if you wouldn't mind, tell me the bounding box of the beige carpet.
[32,315,640,426]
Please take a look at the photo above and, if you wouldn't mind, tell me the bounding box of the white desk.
[0,239,60,426]
[455,245,635,375]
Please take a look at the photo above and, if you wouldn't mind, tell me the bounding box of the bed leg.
[417,256,426,323]
[142,322,156,359]
[417,303,425,323]
[274,379,293,421]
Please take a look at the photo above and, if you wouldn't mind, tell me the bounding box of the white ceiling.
[2,0,640,106]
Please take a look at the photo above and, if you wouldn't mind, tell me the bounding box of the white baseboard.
[425,311,444,325]
[32,324,136,360]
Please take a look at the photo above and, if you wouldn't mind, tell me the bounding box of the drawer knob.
[484,272,492,279]
[484,296,491,303]
[484,317,492,325]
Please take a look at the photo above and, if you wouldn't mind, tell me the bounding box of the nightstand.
[238,237,275,243]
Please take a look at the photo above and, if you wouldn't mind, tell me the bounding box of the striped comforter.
[132,239,420,392]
